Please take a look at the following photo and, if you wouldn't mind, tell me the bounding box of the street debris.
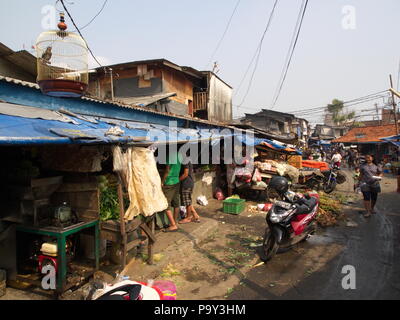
[316,192,345,227]
[153,253,164,263]
[197,196,208,206]
[160,264,181,278]
[346,220,358,228]
[252,261,265,268]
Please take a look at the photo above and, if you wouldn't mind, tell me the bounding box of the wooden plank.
[117,181,127,268]
[77,209,99,221]
[31,176,63,188]
[57,183,99,193]
[126,239,142,252]
[140,223,156,243]
[100,229,120,242]
[125,219,142,233]
[147,218,155,265]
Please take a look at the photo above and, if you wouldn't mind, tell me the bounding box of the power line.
[293,96,388,116]
[294,97,389,118]
[236,0,279,108]
[77,0,108,31]
[234,0,279,100]
[205,0,241,69]
[271,0,308,108]
[234,90,389,115]
[288,90,389,114]
[59,0,104,68]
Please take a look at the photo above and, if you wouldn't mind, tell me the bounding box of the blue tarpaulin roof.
[380,135,400,148]
[236,135,302,155]
[0,103,302,155]
[0,105,232,145]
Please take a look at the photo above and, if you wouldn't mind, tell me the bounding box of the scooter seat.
[295,197,318,214]
[302,197,318,209]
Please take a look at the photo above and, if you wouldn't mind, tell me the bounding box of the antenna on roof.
[212,61,220,74]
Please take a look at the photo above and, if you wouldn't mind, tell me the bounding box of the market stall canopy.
[236,134,302,155]
[0,102,234,145]
[380,135,400,148]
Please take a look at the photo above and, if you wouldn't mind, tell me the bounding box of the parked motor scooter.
[302,164,346,194]
[86,278,176,300]
[260,176,319,262]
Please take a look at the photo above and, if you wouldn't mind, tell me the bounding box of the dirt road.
[3,171,398,300]
[228,171,400,300]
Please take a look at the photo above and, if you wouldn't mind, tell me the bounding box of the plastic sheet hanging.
[113,146,168,220]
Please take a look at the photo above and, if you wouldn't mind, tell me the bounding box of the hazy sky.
[1,0,399,123]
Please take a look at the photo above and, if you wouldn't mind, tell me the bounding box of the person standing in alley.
[331,150,342,168]
[359,154,383,218]
[161,150,182,232]
[178,160,201,224]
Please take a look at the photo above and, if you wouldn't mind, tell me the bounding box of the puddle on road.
[305,229,346,246]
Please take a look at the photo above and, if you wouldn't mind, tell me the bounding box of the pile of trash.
[254,160,300,183]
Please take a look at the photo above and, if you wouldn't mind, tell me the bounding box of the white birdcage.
[36,13,88,97]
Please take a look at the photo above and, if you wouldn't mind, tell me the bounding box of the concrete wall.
[192,171,217,201]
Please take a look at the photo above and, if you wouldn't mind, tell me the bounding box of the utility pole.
[374,103,380,125]
[389,74,399,135]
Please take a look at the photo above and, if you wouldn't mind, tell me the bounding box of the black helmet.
[268,176,289,194]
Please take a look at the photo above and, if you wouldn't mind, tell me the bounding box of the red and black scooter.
[260,176,319,262]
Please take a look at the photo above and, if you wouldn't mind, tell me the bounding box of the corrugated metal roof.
[0,101,78,124]
[0,103,234,146]
[115,92,177,107]
[0,43,37,77]
[0,75,39,89]
[94,59,203,79]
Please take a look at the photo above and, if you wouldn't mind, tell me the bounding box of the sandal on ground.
[363,212,372,218]
[178,218,192,224]
[163,229,179,232]
[192,218,201,223]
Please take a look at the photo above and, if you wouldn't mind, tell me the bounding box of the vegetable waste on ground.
[316,192,345,227]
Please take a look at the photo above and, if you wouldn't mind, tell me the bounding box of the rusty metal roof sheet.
[115,92,177,107]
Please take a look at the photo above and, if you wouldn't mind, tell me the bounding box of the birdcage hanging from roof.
[36,12,88,98]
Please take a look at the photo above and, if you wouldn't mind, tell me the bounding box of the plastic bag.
[197,196,208,206]
[252,168,262,182]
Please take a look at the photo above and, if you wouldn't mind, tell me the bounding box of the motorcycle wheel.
[260,229,279,262]
[323,180,337,194]
[305,179,320,191]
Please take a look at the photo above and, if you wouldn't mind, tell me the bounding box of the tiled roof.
[333,124,398,143]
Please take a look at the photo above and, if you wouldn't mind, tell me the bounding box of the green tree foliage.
[326,99,355,125]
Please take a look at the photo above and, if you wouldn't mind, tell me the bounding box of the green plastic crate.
[223,198,245,215]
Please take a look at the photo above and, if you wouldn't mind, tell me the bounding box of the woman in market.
[359,154,383,218]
